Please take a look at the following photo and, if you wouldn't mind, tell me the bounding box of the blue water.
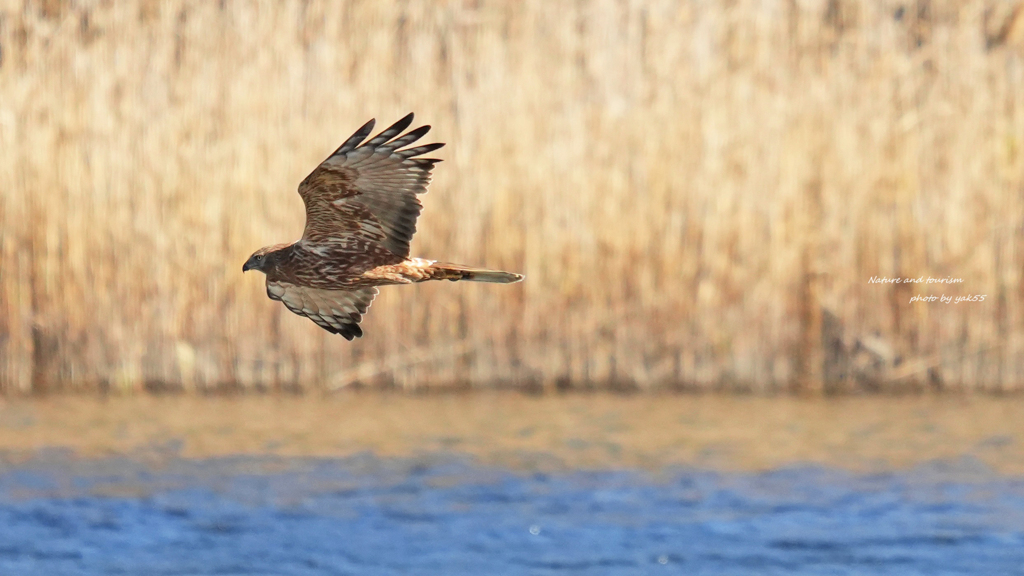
[1,453,1023,575]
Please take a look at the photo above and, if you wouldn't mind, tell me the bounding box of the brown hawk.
[243,114,523,340]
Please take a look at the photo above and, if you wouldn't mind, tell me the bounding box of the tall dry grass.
[1,0,1023,393]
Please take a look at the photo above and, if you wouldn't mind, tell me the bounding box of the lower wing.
[267,281,378,340]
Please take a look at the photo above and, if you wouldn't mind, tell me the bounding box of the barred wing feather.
[297,113,444,259]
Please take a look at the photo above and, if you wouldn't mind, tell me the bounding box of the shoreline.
[1,392,1022,475]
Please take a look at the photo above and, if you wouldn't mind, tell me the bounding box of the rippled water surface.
[1,394,1023,574]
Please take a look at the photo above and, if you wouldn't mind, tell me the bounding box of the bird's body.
[243,114,523,340]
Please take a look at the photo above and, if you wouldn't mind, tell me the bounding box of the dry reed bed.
[0,0,1022,393]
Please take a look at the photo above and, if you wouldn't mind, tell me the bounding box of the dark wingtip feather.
[318,320,362,340]
[334,118,376,155]
[367,114,415,147]
[387,125,432,150]
[397,142,445,159]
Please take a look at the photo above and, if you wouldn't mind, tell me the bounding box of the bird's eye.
[255,255,263,261]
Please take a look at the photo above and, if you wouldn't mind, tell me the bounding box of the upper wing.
[267,281,378,340]
[298,113,444,259]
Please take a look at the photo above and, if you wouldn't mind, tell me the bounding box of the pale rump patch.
[360,258,437,284]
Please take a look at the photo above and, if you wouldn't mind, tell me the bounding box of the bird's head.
[242,246,279,274]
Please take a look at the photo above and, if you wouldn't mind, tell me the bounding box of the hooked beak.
[242,259,254,272]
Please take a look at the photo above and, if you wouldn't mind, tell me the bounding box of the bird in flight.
[243,113,524,340]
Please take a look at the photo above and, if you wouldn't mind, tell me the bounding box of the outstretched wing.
[298,113,444,259]
[267,281,378,340]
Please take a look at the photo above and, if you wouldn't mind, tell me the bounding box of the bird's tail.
[428,262,524,284]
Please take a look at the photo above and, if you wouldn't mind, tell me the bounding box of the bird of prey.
[243,113,524,340]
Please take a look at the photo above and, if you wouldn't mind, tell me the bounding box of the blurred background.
[1,0,1023,394]
[3,2,1024,574]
